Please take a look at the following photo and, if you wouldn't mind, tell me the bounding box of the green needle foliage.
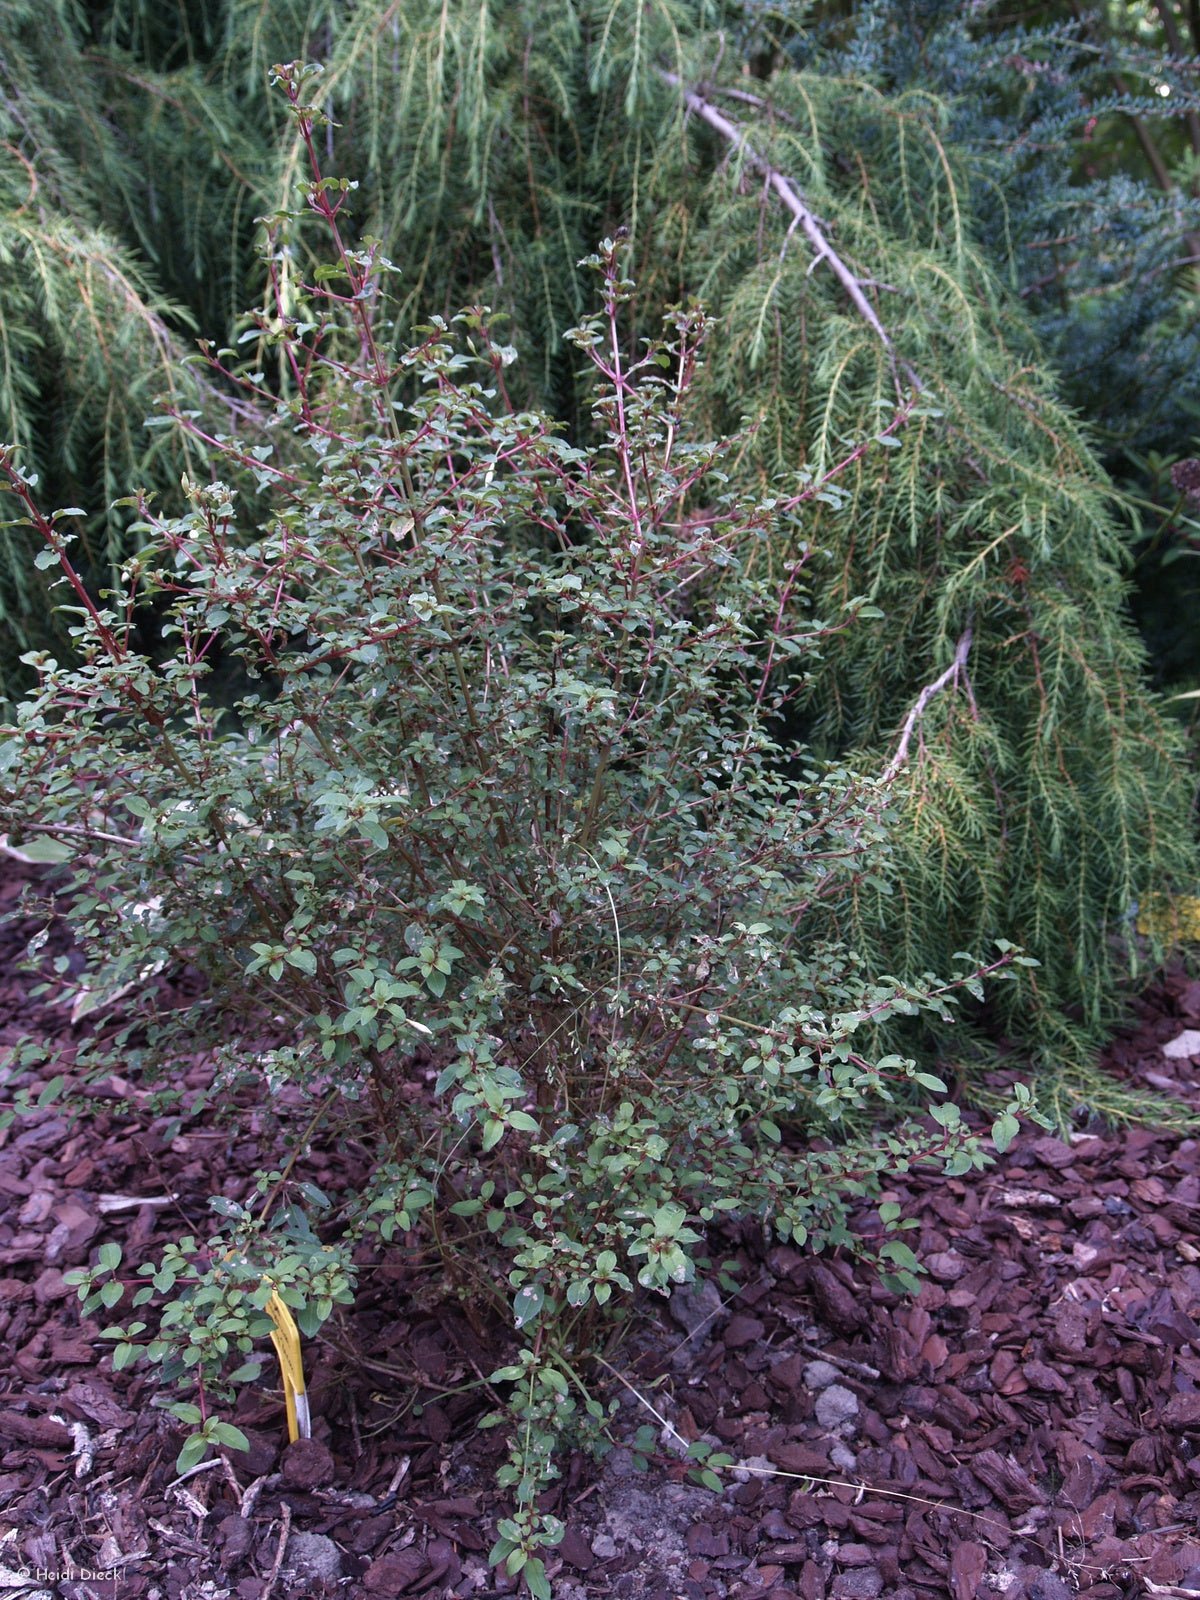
[658,62,1197,1095]
[0,0,260,671]
[1,2,1196,1103]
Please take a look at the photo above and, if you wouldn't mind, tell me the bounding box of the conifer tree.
[0,0,274,666]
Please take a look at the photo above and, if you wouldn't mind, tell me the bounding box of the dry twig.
[260,1502,292,1600]
[660,71,902,379]
[882,626,975,782]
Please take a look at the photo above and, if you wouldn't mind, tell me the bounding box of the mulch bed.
[1,855,1198,1600]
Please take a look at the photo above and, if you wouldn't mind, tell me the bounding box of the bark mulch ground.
[1,855,1198,1600]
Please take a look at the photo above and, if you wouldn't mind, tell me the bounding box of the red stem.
[0,461,126,662]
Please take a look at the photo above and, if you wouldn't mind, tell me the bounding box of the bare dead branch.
[660,71,899,367]
[882,626,975,782]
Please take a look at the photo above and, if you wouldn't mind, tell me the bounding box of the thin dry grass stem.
[259,1501,292,1600]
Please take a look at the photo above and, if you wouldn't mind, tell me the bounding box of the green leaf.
[37,1075,65,1108]
[211,1422,250,1453]
[879,1239,921,1272]
[991,1112,1020,1154]
[524,1556,551,1600]
[513,1282,545,1328]
[488,1535,516,1567]
[175,1433,208,1474]
[7,835,73,864]
[652,1202,686,1236]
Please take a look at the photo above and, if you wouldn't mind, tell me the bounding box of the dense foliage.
[827,3,1200,702]
[2,103,1035,1581]
[829,3,1200,449]
[2,11,1197,1088]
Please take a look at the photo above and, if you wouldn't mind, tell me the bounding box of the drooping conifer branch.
[659,70,899,367]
